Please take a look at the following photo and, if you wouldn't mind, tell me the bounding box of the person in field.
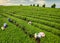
[8,18,13,22]
[28,21,32,24]
[3,23,8,28]
[1,23,8,30]
[34,32,45,43]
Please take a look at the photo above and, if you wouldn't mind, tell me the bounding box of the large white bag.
[1,27,5,30]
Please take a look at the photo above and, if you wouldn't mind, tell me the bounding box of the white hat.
[38,32,45,37]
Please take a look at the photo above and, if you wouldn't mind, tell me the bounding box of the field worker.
[8,18,13,22]
[34,32,45,43]
[34,33,40,43]
[38,32,45,38]
[3,23,7,28]
[28,21,32,24]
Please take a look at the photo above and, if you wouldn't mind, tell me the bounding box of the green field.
[0,6,60,43]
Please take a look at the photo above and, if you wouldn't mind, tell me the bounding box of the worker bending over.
[34,32,45,43]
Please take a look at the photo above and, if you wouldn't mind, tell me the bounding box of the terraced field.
[0,6,60,43]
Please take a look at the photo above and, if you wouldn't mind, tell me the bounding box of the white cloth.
[1,27,5,30]
[28,21,32,24]
[34,32,45,38]
[37,34,42,38]
[38,32,45,37]
[34,33,42,38]
[34,33,37,38]
[4,23,7,27]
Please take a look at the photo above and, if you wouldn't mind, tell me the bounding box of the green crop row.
[0,15,35,43]
[8,14,60,36]
[2,14,60,43]
[25,16,60,30]
[0,6,60,17]
[10,14,60,30]
[17,14,60,23]
[32,22,60,36]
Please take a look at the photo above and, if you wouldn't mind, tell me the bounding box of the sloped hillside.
[0,6,60,43]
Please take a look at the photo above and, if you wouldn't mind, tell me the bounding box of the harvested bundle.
[1,26,5,30]
[34,33,38,39]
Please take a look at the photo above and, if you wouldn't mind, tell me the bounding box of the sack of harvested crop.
[1,26,5,30]
[34,33,38,38]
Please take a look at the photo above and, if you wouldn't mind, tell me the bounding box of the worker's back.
[3,23,7,28]
[28,21,32,24]
[34,32,45,43]
[8,18,12,22]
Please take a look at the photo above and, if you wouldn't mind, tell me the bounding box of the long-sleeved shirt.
[4,23,7,27]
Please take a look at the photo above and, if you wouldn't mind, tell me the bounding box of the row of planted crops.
[0,6,60,43]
